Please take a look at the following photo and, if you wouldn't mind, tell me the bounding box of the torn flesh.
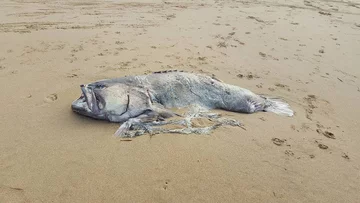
[114,106,243,138]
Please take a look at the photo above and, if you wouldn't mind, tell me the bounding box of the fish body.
[72,71,293,136]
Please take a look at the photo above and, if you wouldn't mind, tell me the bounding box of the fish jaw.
[81,84,101,113]
[71,85,105,120]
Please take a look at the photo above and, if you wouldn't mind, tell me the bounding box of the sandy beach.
[1,0,360,202]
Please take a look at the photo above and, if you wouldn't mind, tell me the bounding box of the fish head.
[72,83,130,120]
[72,84,106,120]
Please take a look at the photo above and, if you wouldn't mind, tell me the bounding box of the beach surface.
[1,0,360,202]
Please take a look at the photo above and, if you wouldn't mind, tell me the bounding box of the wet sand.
[1,0,360,202]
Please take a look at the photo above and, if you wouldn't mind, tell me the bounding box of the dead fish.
[72,71,293,137]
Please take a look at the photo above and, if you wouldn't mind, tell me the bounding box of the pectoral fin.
[113,110,161,137]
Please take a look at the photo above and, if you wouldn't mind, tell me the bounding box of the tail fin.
[263,97,294,117]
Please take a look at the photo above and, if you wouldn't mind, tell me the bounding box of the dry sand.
[1,0,360,202]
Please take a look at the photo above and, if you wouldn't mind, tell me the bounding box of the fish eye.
[95,84,107,89]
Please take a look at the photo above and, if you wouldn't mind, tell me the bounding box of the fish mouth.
[72,84,104,119]
[71,94,89,114]
[80,84,101,114]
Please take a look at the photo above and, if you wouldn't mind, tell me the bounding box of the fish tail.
[263,97,294,116]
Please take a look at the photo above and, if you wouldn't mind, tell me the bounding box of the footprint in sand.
[52,43,66,51]
[162,179,170,191]
[304,94,317,120]
[44,93,58,103]
[0,186,27,202]
[342,153,350,160]
[316,129,335,139]
[71,45,84,53]
[217,41,227,48]
[290,125,298,132]
[259,52,266,57]
[274,83,290,91]
[166,14,176,20]
[319,11,331,16]
[272,138,286,146]
[285,150,294,156]
[237,72,259,80]
[233,39,245,45]
[318,143,328,150]
[67,73,78,78]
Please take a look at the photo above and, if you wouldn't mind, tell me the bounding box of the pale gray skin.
[72,71,293,137]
